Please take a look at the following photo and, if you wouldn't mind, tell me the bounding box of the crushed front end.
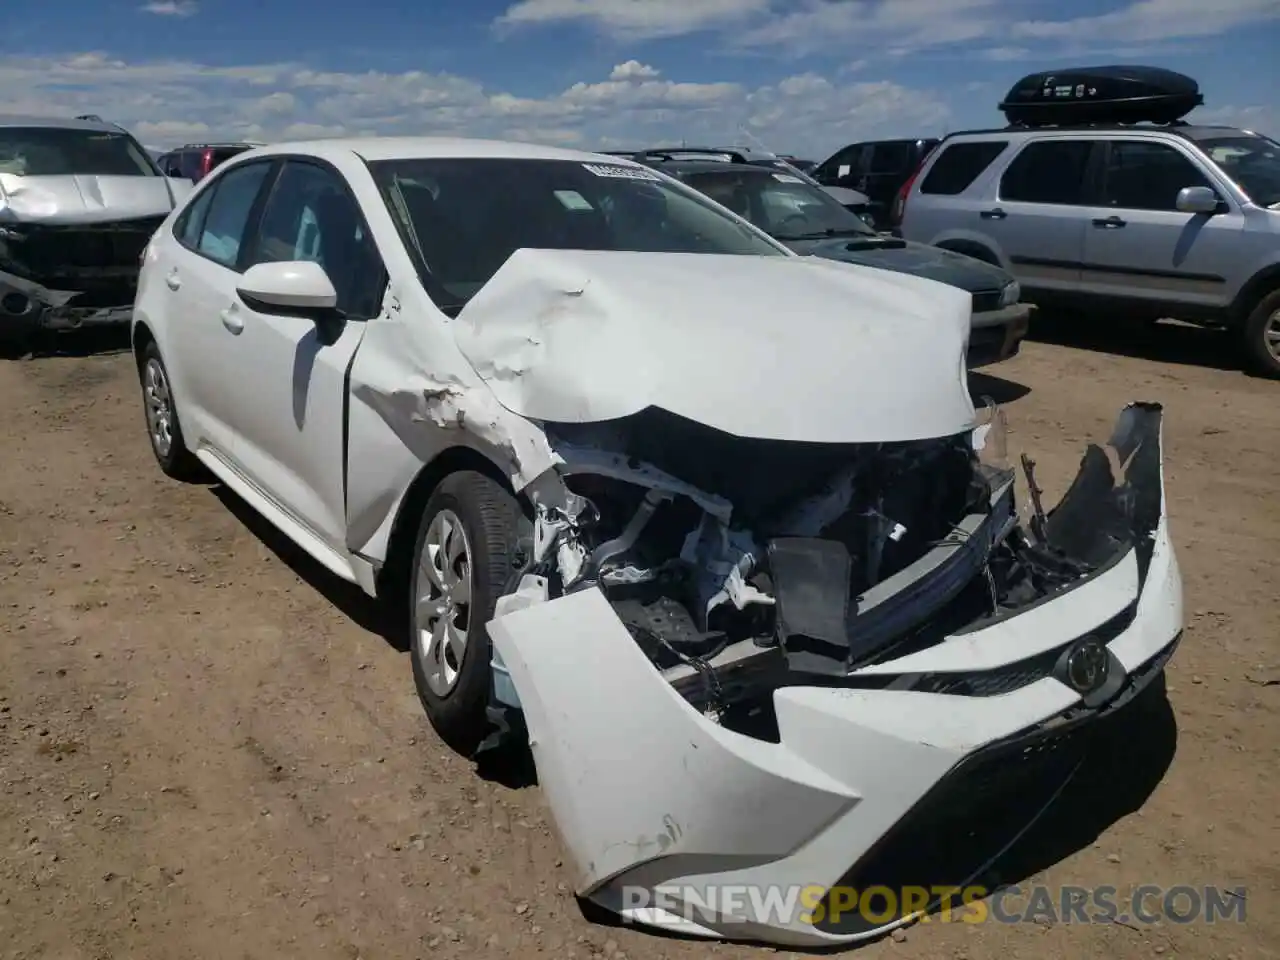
[486,401,1181,947]
[1,215,162,338]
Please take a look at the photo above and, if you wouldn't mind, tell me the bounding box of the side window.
[816,145,864,182]
[999,140,1094,205]
[869,142,912,174]
[1103,141,1213,211]
[179,151,203,182]
[246,160,385,319]
[920,141,1009,195]
[194,161,273,268]
[174,185,217,248]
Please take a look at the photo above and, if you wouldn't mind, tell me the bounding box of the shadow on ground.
[970,369,1032,405]
[0,326,133,362]
[1029,314,1247,374]
[208,483,407,653]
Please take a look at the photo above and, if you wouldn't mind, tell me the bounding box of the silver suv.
[899,123,1280,377]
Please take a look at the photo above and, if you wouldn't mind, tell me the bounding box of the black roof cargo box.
[999,66,1203,127]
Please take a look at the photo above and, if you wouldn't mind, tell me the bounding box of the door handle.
[979,208,1007,220]
[1092,216,1127,229]
[219,305,244,335]
[165,269,181,291]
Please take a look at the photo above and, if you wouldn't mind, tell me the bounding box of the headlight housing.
[999,279,1020,307]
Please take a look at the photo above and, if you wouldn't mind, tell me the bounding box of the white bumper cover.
[487,404,1183,947]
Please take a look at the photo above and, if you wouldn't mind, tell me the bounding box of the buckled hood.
[0,173,185,224]
[452,247,976,444]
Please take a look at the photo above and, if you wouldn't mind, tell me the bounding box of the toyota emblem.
[1063,637,1110,694]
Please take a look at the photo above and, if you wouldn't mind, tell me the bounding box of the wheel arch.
[131,318,156,368]
[1232,261,1280,326]
[374,444,530,600]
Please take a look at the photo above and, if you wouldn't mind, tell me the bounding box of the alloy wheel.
[1265,308,1280,365]
[414,509,474,697]
[143,358,174,459]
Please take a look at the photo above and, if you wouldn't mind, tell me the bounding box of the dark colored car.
[778,155,818,173]
[155,142,260,183]
[640,157,1031,367]
[619,146,875,222]
[813,137,940,230]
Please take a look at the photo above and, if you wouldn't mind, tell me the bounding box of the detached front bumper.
[968,303,1032,368]
[1,268,134,335]
[487,403,1182,948]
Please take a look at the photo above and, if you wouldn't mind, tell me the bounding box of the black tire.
[1241,289,1280,379]
[408,470,529,755]
[138,340,203,480]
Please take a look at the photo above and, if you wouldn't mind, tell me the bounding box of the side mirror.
[237,260,338,315]
[1176,185,1220,214]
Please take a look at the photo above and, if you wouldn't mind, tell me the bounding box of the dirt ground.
[1,321,1277,960]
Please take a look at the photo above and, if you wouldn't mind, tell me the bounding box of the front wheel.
[1242,290,1280,379]
[138,341,204,480]
[408,470,529,755]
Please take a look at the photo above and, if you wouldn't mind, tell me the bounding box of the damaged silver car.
[0,115,192,349]
[132,137,1183,948]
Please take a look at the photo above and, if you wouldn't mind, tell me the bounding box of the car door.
[215,157,388,557]
[989,138,1097,294]
[814,144,869,190]
[1080,138,1245,312]
[160,158,276,461]
[863,141,913,223]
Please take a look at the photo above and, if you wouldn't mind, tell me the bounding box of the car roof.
[939,122,1251,142]
[643,159,800,177]
[236,136,648,166]
[0,113,127,133]
[172,142,262,150]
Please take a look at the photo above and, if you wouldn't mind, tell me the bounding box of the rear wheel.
[138,341,203,480]
[408,471,528,755]
[1241,290,1280,379]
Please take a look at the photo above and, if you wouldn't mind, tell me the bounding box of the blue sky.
[3,0,1277,157]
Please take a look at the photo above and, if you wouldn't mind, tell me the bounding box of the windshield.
[1199,135,1280,207]
[681,168,876,240]
[0,126,157,177]
[367,157,787,313]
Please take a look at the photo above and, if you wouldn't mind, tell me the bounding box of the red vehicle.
[155,142,262,182]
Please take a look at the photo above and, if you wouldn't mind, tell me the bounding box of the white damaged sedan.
[131,137,1183,947]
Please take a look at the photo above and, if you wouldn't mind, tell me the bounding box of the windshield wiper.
[773,226,874,241]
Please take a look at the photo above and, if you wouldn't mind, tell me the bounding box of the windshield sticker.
[837,164,851,178]
[554,189,594,211]
[773,173,805,183]
[582,162,660,181]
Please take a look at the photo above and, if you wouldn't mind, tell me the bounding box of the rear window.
[178,151,204,180]
[209,147,248,169]
[0,126,156,177]
[920,141,1009,195]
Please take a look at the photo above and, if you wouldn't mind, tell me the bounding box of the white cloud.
[733,0,1002,56]
[495,0,769,39]
[979,46,1034,61]
[492,0,1280,61]
[0,51,951,157]
[139,1,199,16]
[1010,0,1280,44]
[610,60,662,81]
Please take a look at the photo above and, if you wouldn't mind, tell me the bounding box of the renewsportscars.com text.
[621,883,1248,927]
